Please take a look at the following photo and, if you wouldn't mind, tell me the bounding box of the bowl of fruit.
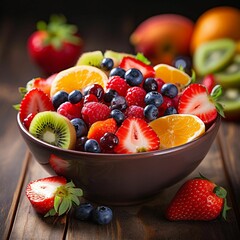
[16,50,222,205]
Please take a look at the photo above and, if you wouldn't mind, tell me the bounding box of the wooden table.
[1,15,240,240]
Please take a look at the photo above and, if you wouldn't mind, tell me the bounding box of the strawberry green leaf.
[13,104,20,111]
[211,85,223,100]
[135,53,151,65]
[58,197,71,216]
[190,69,196,84]
[44,208,57,217]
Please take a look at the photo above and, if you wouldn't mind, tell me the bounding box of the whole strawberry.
[27,15,83,76]
[165,174,230,221]
[26,176,83,217]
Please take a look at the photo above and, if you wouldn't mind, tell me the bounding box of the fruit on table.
[165,174,230,221]
[129,14,194,66]
[16,50,223,153]
[190,6,240,54]
[193,38,236,76]
[149,114,205,150]
[27,15,83,76]
[25,176,83,216]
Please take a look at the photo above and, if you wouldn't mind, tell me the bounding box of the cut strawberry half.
[25,176,83,216]
[119,56,155,79]
[19,88,54,123]
[178,83,224,124]
[114,117,160,154]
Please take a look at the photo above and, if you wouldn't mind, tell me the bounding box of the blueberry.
[68,90,83,104]
[75,202,94,220]
[52,90,69,109]
[100,58,114,71]
[144,91,163,107]
[109,67,126,78]
[161,83,178,98]
[124,68,143,86]
[111,95,127,111]
[84,139,101,153]
[144,104,159,121]
[143,78,158,92]
[70,118,88,138]
[103,89,119,103]
[110,109,125,125]
[92,206,113,225]
[164,106,178,116]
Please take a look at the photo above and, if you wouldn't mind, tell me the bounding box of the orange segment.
[149,114,205,149]
[50,65,108,97]
[154,64,191,89]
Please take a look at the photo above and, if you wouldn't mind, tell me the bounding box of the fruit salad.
[15,50,224,154]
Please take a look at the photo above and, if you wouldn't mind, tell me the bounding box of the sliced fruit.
[114,117,160,154]
[50,65,108,97]
[49,154,70,175]
[104,50,134,67]
[29,111,76,149]
[19,88,54,123]
[219,88,240,121]
[193,38,236,76]
[153,63,191,89]
[76,50,104,68]
[149,114,205,149]
[215,54,240,88]
[119,56,155,79]
[178,83,223,124]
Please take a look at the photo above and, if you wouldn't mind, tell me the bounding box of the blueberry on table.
[92,206,113,225]
[74,202,94,220]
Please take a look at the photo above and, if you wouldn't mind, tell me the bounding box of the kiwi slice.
[219,88,240,121]
[193,38,236,76]
[76,50,104,68]
[29,111,76,149]
[104,50,134,67]
[215,54,240,88]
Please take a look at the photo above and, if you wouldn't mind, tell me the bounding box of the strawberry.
[202,74,216,94]
[49,154,70,175]
[87,118,118,143]
[119,56,155,79]
[25,176,83,216]
[114,117,160,153]
[165,174,230,221]
[19,88,54,122]
[178,83,224,124]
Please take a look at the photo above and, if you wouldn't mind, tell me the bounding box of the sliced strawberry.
[49,154,70,175]
[19,88,54,123]
[178,83,219,124]
[119,56,155,79]
[25,176,67,215]
[114,118,160,154]
[25,176,83,216]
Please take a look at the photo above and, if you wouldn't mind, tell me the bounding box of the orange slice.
[154,64,191,89]
[50,65,108,97]
[149,114,205,149]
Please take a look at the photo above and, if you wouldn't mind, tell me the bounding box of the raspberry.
[81,102,111,125]
[124,105,144,119]
[125,86,146,107]
[106,76,129,96]
[57,101,82,120]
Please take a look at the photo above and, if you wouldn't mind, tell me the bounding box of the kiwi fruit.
[104,50,135,67]
[193,38,236,76]
[215,54,240,88]
[76,50,104,68]
[29,111,76,149]
[219,88,240,121]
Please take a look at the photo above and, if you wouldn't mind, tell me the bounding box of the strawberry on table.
[178,83,224,124]
[114,117,160,153]
[19,88,54,123]
[25,176,83,216]
[27,15,83,76]
[165,174,230,221]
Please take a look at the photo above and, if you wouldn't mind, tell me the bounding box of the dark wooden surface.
[1,14,240,240]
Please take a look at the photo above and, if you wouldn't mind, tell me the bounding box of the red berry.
[57,101,82,120]
[155,78,165,92]
[125,86,146,107]
[81,102,110,125]
[106,76,129,96]
[124,105,145,119]
[83,94,98,104]
[23,113,36,130]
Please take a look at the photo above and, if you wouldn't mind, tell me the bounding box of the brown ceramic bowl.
[17,113,221,206]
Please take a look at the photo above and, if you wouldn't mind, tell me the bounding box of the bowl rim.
[17,112,221,158]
